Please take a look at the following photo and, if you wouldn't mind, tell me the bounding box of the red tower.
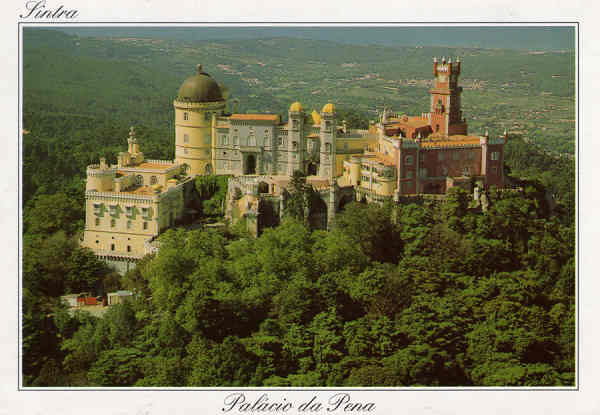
[429,57,468,137]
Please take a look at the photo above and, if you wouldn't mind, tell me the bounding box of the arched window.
[150,176,158,185]
[135,175,144,185]
[183,112,189,121]
[95,218,100,226]
[111,219,116,228]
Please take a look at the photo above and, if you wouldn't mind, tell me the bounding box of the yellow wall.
[174,100,225,176]
[335,137,372,176]
[82,182,186,259]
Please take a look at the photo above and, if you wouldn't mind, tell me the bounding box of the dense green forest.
[21,28,576,387]
[23,181,575,386]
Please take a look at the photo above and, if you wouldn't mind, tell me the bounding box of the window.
[468,152,475,160]
[143,221,148,230]
[325,121,331,130]
[419,168,428,178]
[292,141,297,151]
[111,244,115,251]
[184,148,189,155]
[141,207,150,218]
[125,206,133,217]
[436,124,440,132]
[278,137,283,146]
[204,112,211,121]
[325,143,331,152]
[150,176,158,185]
[463,166,471,176]
[184,134,189,143]
[93,203,102,215]
[438,152,445,161]
[491,151,500,161]
[95,218,100,226]
[223,160,229,170]
[127,245,131,253]
[110,219,116,228]
[292,119,299,130]
[442,166,448,176]
[127,220,132,229]
[135,175,143,185]
[405,155,413,166]
[183,112,189,121]
[249,136,256,147]
[221,135,228,145]
[96,240,99,244]
[234,136,239,145]
[406,170,413,179]
[491,166,498,174]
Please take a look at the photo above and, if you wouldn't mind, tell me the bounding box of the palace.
[81,58,506,271]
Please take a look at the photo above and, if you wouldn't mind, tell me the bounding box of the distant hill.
[55,26,575,51]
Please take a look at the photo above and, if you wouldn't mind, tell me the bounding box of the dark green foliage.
[195,175,230,217]
[41,180,574,386]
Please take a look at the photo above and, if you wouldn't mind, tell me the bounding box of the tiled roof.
[388,116,430,128]
[421,135,481,148]
[230,114,280,122]
[120,185,156,195]
[135,162,175,171]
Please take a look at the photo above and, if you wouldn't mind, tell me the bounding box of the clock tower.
[429,57,467,137]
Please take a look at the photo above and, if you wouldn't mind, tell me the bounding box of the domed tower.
[319,103,336,179]
[174,64,226,176]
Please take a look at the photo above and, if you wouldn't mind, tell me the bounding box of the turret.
[86,158,116,192]
[319,103,336,179]
[288,101,305,176]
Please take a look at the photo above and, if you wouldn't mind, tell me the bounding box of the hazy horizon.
[50,26,575,51]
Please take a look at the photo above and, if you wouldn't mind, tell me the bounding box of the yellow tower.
[173,64,226,176]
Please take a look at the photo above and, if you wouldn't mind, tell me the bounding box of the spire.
[129,126,136,141]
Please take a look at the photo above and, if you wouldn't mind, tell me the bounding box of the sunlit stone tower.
[174,64,226,176]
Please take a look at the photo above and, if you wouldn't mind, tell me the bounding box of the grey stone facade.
[213,107,336,179]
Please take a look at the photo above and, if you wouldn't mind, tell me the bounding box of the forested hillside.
[21,28,575,387]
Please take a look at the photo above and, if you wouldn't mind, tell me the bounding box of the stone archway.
[258,181,269,194]
[245,154,257,174]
